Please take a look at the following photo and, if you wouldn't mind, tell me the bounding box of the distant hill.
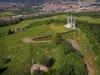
[96,0,100,2]
[0,0,43,3]
[0,0,99,3]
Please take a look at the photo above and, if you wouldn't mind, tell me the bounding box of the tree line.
[0,11,99,27]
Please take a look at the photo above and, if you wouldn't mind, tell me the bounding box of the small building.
[64,15,76,29]
[31,64,48,75]
[15,28,23,32]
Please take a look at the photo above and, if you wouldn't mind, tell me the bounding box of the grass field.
[0,12,14,17]
[0,15,75,75]
[76,16,100,75]
[77,16,100,24]
[75,29,97,75]
[0,15,67,36]
[0,14,100,75]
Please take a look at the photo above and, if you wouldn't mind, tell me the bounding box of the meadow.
[0,15,77,75]
[0,12,14,17]
[0,14,100,75]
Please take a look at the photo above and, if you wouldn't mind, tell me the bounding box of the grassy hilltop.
[0,13,100,75]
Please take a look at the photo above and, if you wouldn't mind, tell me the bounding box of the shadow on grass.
[46,58,55,68]
[0,67,8,74]
[1,58,11,64]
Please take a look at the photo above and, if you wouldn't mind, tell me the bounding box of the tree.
[61,41,74,55]
[52,33,62,44]
[59,52,88,75]
[8,29,12,35]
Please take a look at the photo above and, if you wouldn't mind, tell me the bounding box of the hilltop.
[0,12,100,75]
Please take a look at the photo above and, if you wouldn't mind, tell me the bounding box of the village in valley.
[0,1,100,15]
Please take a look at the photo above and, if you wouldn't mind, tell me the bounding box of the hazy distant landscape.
[0,0,100,2]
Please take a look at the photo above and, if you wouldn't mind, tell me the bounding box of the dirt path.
[68,39,91,75]
[84,58,93,75]
[22,37,52,43]
[69,39,80,51]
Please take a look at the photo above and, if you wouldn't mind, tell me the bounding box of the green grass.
[50,24,70,32]
[76,16,100,75]
[1,44,31,75]
[0,41,72,75]
[1,25,54,46]
[75,28,98,75]
[0,12,14,17]
[30,42,64,69]
[0,15,67,36]
[0,14,99,75]
[0,15,71,46]
[0,14,76,75]
[77,16,100,24]
[0,40,72,75]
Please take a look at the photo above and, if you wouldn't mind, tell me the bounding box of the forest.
[0,12,100,27]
